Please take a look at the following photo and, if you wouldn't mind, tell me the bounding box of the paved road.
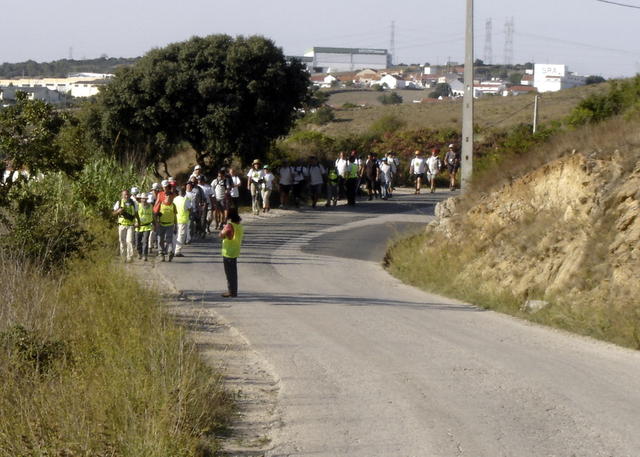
[158,191,640,457]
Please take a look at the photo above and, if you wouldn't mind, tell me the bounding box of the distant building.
[0,85,67,104]
[0,74,113,99]
[304,47,390,73]
[380,74,405,90]
[533,64,586,93]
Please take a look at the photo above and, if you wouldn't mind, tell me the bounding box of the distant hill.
[0,57,140,78]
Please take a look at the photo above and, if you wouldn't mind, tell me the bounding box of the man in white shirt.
[379,157,393,200]
[211,169,229,229]
[197,175,214,232]
[409,150,427,195]
[425,148,442,193]
[261,165,276,212]
[228,168,242,209]
[335,151,349,200]
[305,156,326,208]
[246,159,265,215]
[189,164,203,182]
[278,160,293,208]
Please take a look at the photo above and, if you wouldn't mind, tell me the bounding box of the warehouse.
[304,47,390,73]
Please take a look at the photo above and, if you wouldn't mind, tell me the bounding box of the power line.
[596,0,640,9]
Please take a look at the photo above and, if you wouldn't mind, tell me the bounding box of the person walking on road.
[113,189,139,263]
[228,168,242,210]
[156,192,177,262]
[305,156,326,209]
[247,159,264,215]
[325,166,339,207]
[409,150,427,194]
[135,192,153,261]
[219,207,244,298]
[173,186,192,257]
[277,160,293,209]
[335,151,349,200]
[379,157,393,200]
[261,165,275,212]
[345,155,359,206]
[363,153,380,201]
[426,148,442,193]
[444,143,460,190]
[211,169,229,229]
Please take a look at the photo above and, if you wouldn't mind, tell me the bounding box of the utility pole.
[533,95,540,133]
[390,20,396,67]
[461,0,474,190]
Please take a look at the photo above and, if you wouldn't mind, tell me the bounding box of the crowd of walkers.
[113,144,460,295]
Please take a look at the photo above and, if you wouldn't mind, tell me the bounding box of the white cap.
[151,182,160,190]
[161,179,169,187]
[167,176,175,182]
[194,165,202,170]
[448,144,454,148]
[130,186,139,195]
[136,192,147,200]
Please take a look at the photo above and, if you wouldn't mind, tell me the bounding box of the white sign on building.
[534,64,586,93]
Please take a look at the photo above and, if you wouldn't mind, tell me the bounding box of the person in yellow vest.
[112,189,139,262]
[345,155,359,206]
[218,207,244,298]
[156,192,178,262]
[173,186,192,258]
[135,192,154,261]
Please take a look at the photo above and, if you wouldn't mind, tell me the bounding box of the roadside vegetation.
[0,32,309,455]
[385,75,640,349]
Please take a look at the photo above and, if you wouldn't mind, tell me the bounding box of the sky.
[2,0,640,78]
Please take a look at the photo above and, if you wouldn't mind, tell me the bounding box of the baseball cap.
[194,165,202,170]
[151,182,160,191]
[136,192,147,200]
[161,179,169,187]
[449,144,454,148]
[130,186,139,195]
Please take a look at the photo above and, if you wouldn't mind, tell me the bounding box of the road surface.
[158,191,640,457]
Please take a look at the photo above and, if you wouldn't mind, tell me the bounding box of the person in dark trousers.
[345,155,359,206]
[218,207,244,298]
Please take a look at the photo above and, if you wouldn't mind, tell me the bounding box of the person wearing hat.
[409,150,427,194]
[218,207,244,298]
[246,159,265,215]
[345,155,359,206]
[261,165,276,212]
[155,191,177,262]
[135,192,154,261]
[444,143,460,190]
[172,186,192,257]
[426,148,442,193]
[379,157,393,200]
[112,189,139,262]
[197,175,214,233]
[189,164,203,182]
[211,169,229,229]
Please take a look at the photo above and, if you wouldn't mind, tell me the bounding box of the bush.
[303,106,335,125]
[378,92,403,105]
[368,114,407,136]
[371,84,383,92]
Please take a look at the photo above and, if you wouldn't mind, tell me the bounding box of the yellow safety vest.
[221,222,244,259]
[159,202,177,226]
[348,163,359,178]
[118,198,136,226]
[136,204,154,232]
[174,196,190,224]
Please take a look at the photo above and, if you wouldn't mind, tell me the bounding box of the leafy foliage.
[0,57,138,78]
[568,76,640,126]
[303,106,335,125]
[91,34,310,170]
[377,91,403,105]
[429,83,452,99]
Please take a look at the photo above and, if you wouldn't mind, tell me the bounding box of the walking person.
[363,153,380,200]
[277,160,293,208]
[211,169,229,229]
[379,157,393,200]
[335,151,349,200]
[113,189,139,263]
[409,150,427,194]
[426,148,442,193]
[261,165,275,212]
[219,207,244,298]
[444,143,460,190]
[305,156,326,208]
[228,168,242,210]
[247,159,264,215]
[156,192,177,262]
[325,166,339,207]
[292,162,306,207]
[345,155,359,206]
[135,192,153,261]
[173,186,192,257]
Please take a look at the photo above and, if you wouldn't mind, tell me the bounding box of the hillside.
[386,114,640,348]
[319,83,608,136]
[0,57,139,78]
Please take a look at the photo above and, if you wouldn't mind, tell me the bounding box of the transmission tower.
[389,20,396,67]
[483,18,493,65]
[504,17,514,65]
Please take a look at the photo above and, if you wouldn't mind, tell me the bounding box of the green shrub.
[303,105,335,125]
[377,91,403,105]
[368,114,407,136]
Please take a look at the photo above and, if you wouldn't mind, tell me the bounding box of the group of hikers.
[113,143,461,297]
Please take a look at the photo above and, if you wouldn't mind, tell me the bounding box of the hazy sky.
[2,0,639,77]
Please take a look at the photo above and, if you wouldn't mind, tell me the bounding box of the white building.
[304,47,390,73]
[533,64,586,93]
[0,74,113,98]
[380,74,405,90]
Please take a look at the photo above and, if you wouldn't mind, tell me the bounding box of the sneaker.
[221,292,237,298]
[168,253,174,262]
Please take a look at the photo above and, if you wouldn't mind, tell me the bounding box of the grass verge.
[0,243,234,456]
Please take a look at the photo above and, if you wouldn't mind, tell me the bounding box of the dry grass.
[0,246,233,456]
[386,114,640,349]
[319,83,607,137]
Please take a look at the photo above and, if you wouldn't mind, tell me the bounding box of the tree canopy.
[93,34,310,170]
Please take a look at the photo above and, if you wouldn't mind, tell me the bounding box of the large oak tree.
[95,34,309,170]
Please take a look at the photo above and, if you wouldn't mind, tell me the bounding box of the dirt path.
[147,191,640,457]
